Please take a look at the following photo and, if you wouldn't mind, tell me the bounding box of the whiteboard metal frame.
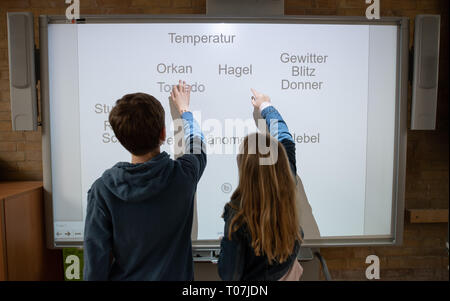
[39,15,408,249]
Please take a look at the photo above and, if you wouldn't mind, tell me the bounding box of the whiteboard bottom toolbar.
[54,222,84,241]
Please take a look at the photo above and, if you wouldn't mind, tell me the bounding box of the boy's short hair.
[109,93,165,156]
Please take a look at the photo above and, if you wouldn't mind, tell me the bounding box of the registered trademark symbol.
[221,183,232,193]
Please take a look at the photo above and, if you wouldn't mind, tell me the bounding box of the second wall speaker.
[7,12,38,131]
[411,15,441,130]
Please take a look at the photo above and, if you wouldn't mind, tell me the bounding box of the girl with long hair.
[218,89,303,281]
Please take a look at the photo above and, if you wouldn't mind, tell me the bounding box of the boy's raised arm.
[171,80,207,182]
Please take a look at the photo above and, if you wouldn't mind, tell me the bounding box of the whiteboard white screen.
[47,22,397,243]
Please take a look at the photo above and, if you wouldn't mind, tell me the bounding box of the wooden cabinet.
[0,182,63,281]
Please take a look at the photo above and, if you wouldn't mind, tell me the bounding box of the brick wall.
[0,0,448,280]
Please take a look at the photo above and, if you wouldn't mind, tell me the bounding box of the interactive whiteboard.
[39,16,408,248]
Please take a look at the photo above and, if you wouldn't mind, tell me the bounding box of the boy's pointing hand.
[171,80,191,115]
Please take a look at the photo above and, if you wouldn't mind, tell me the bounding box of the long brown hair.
[228,132,301,264]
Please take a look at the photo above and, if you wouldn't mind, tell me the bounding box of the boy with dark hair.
[83,81,206,280]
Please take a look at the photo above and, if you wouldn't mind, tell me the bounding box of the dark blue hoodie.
[83,112,206,281]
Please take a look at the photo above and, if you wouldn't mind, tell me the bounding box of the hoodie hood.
[101,151,174,202]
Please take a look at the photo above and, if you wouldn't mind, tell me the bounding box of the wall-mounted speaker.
[7,12,38,131]
[411,15,441,130]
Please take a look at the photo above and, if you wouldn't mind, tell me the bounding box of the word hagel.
[218,64,253,78]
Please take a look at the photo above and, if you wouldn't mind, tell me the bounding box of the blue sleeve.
[260,106,294,143]
[260,106,297,177]
[176,111,207,183]
[83,185,112,281]
[181,111,205,145]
